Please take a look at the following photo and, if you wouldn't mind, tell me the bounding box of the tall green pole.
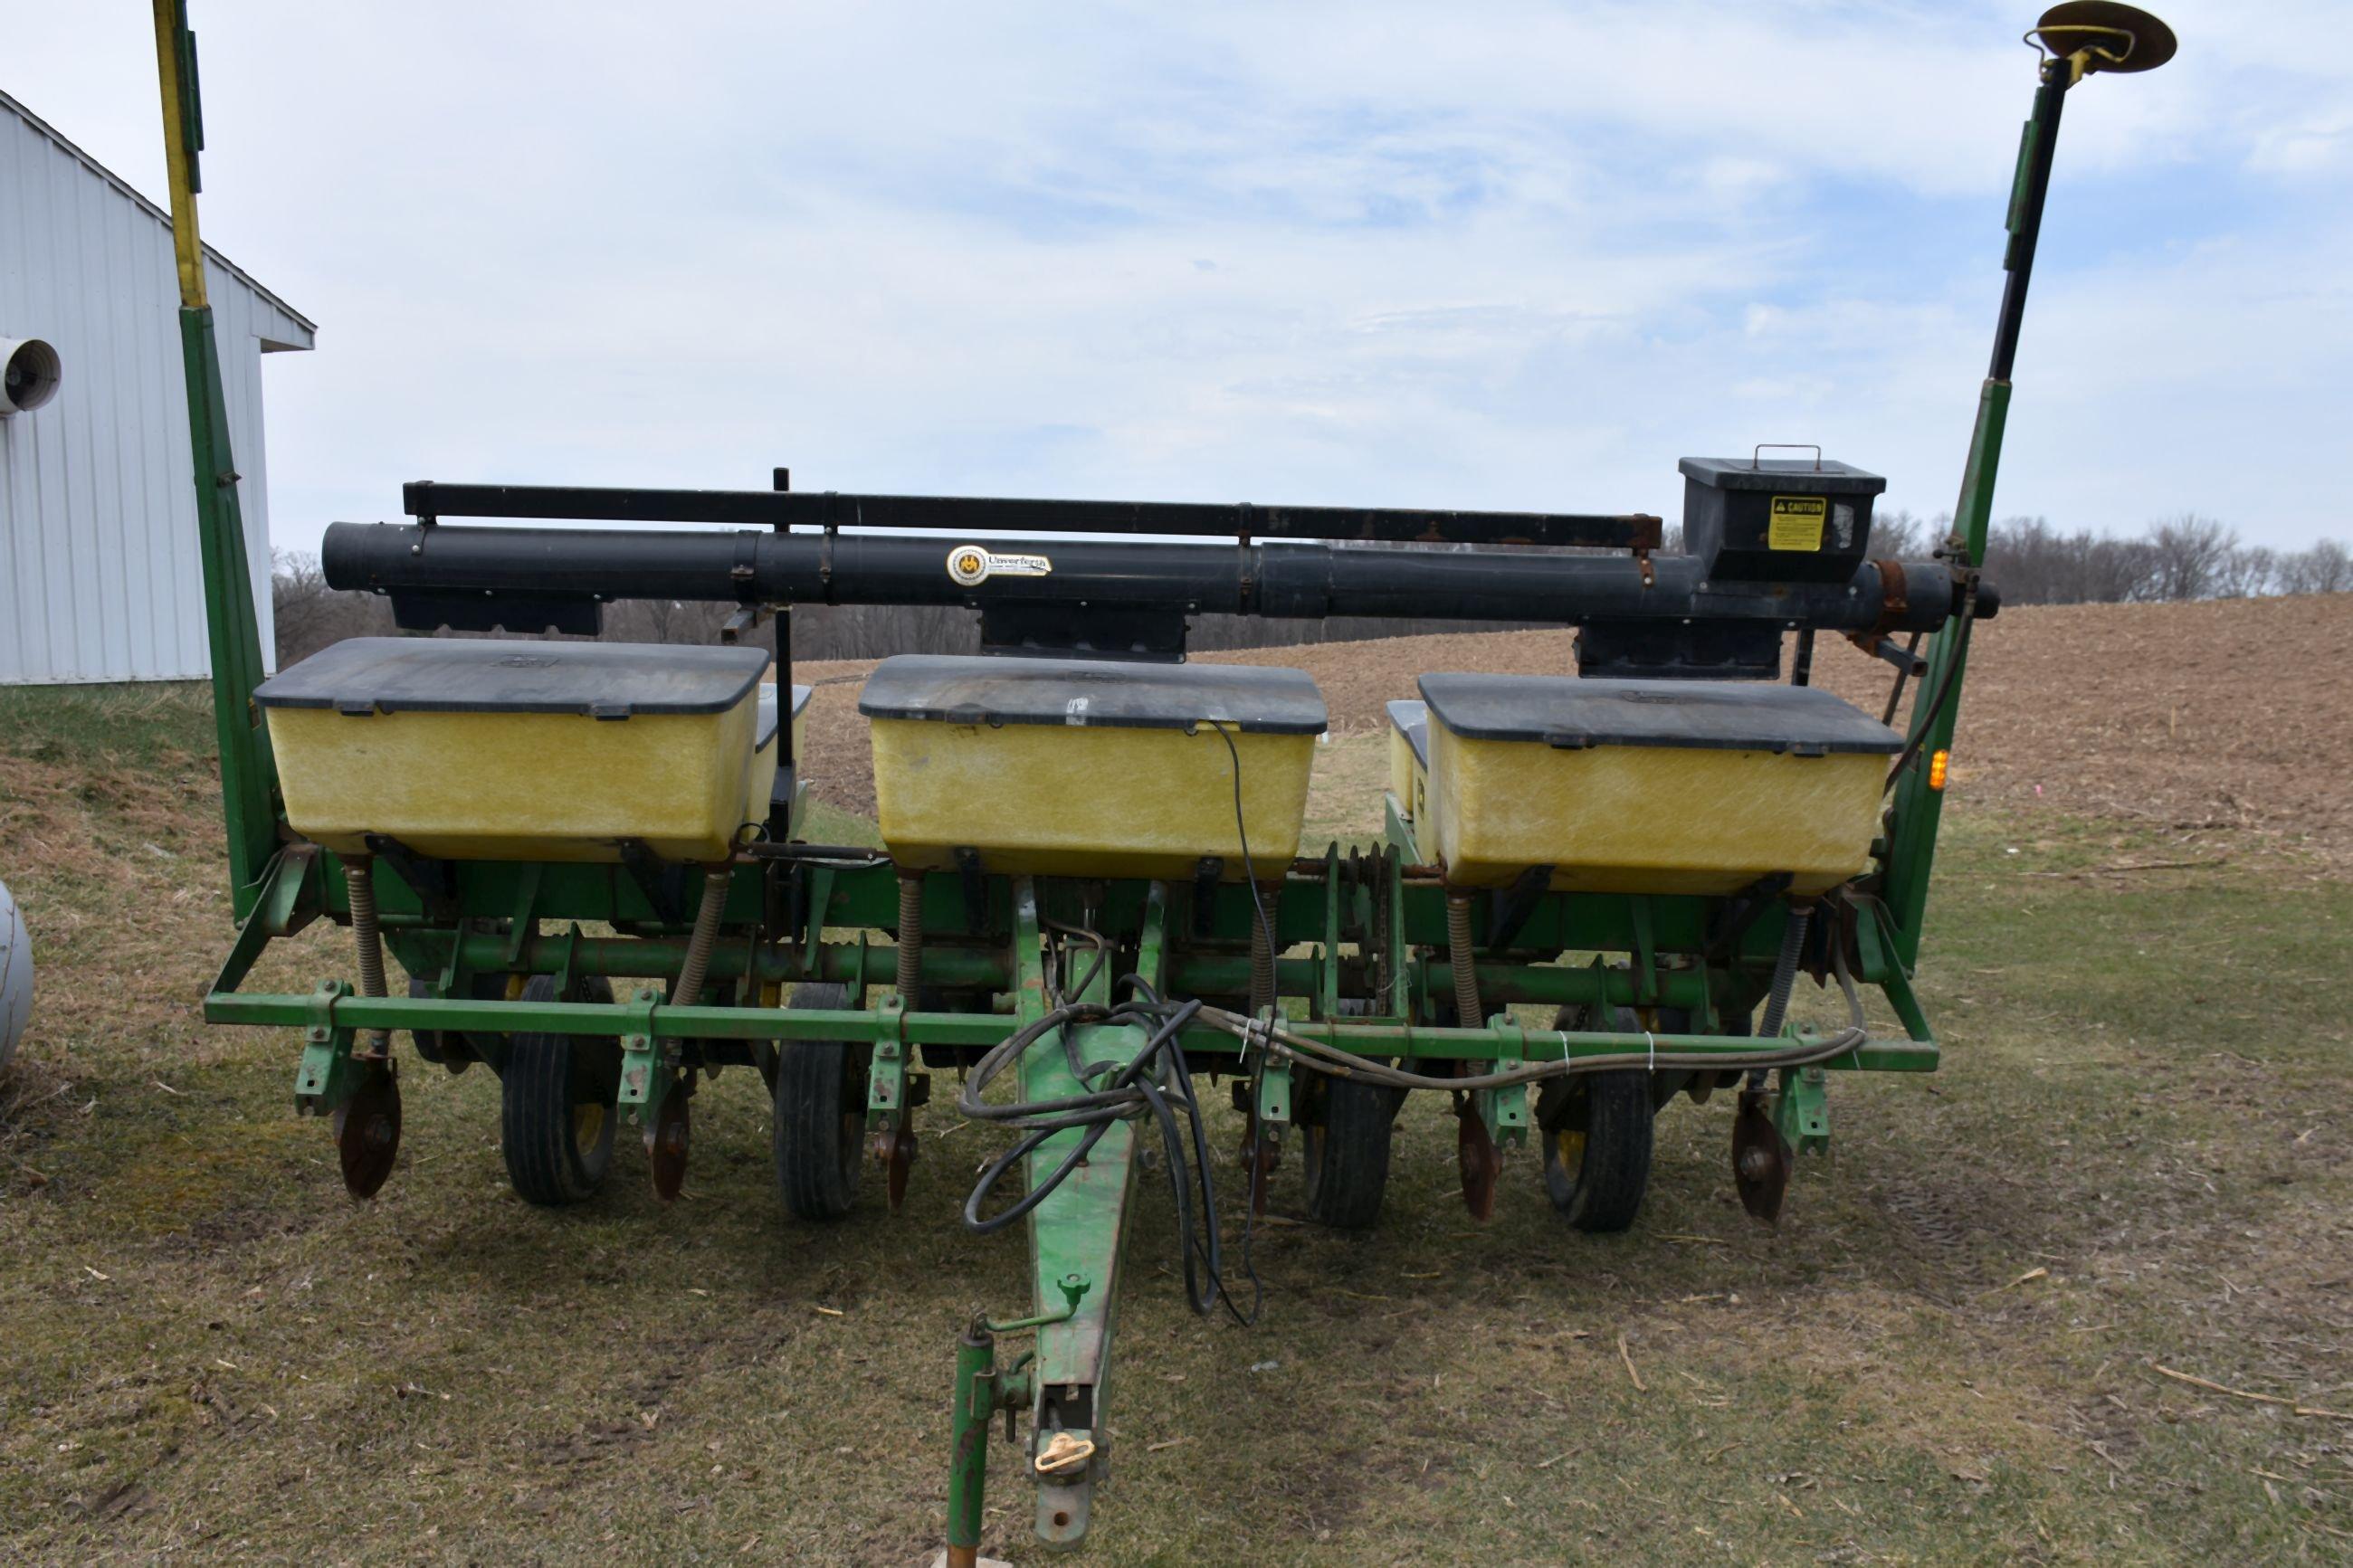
[1881,57,2074,968]
[152,0,282,917]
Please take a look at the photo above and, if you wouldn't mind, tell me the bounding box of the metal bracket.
[955,847,987,936]
[1189,856,1223,938]
[362,832,459,920]
[803,865,838,974]
[211,848,318,1003]
[1253,1048,1294,1131]
[292,979,359,1114]
[616,840,687,926]
[262,844,323,936]
[1318,845,1343,1021]
[1630,896,1659,1003]
[502,863,543,966]
[616,986,670,1117]
[1774,1064,1830,1155]
[1473,1017,1530,1148]
[869,992,909,1132]
[1485,862,1553,954]
[1704,871,1794,962]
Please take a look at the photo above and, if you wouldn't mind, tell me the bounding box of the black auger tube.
[321,522,1967,636]
[402,480,1667,550]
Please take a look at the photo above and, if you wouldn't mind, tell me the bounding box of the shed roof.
[0,86,315,352]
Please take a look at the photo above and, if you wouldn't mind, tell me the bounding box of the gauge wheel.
[499,974,621,1206]
[773,982,869,1221]
[1301,1000,1403,1231]
[1537,1006,1655,1233]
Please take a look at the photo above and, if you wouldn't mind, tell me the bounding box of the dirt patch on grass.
[793,594,2353,870]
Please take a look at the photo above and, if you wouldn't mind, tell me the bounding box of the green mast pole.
[1882,7,2176,966]
[1881,64,2065,965]
[150,0,283,917]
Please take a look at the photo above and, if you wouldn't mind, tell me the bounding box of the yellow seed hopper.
[862,655,1326,879]
[1418,674,1901,895]
[258,637,774,863]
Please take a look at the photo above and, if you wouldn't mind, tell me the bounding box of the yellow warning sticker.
[1767,495,1826,551]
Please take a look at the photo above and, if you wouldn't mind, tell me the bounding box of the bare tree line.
[272,514,2350,668]
[1874,510,2351,606]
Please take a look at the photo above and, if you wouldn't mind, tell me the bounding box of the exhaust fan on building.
[1,337,62,415]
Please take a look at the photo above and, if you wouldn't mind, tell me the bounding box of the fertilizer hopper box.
[1418,674,1901,895]
[256,637,776,863]
[861,654,1326,879]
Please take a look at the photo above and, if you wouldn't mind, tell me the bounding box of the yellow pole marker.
[150,1,208,310]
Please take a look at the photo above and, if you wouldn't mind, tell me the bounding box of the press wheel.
[499,974,622,1207]
[773,982,869,1221]
[1301,1000,1401,1231]
[1537,1006,1655,1233]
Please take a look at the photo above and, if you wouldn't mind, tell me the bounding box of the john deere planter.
[151,1,2173,1554]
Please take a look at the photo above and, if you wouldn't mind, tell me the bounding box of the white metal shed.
[1,87,315,685]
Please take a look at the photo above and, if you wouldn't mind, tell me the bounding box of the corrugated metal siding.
[0,95,314,685]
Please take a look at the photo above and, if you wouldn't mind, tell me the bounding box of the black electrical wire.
[1204,721,1278,997]
[1203,720,1271,1324]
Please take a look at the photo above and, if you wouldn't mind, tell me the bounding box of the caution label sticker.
[1767,495,1826,551]
[946,546,1053,586]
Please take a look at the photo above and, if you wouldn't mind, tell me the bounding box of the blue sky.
[7,1,2349,553]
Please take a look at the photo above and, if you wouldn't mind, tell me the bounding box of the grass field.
[3,682,2349,1564]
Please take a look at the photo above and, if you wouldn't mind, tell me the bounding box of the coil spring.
[344,855,391,1060]
[672,865,734,1008]
[1445,891,1482,1026]
[1247,886,1277,1017]
[896,871,925,1003]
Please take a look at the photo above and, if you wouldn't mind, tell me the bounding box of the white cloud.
[4,1,2348,554]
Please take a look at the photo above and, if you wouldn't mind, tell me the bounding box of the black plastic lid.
[860,654,1327,735]
[1678,457,1887,496]
[256,637,771,718]
[1417,674,1900,755]
[1386,699,1429,766]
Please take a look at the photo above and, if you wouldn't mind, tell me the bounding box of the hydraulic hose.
[957,976,1260,1326]
[1191,1003,1865,1095]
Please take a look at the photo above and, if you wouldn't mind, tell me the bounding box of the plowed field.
[796,593,2353,869]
